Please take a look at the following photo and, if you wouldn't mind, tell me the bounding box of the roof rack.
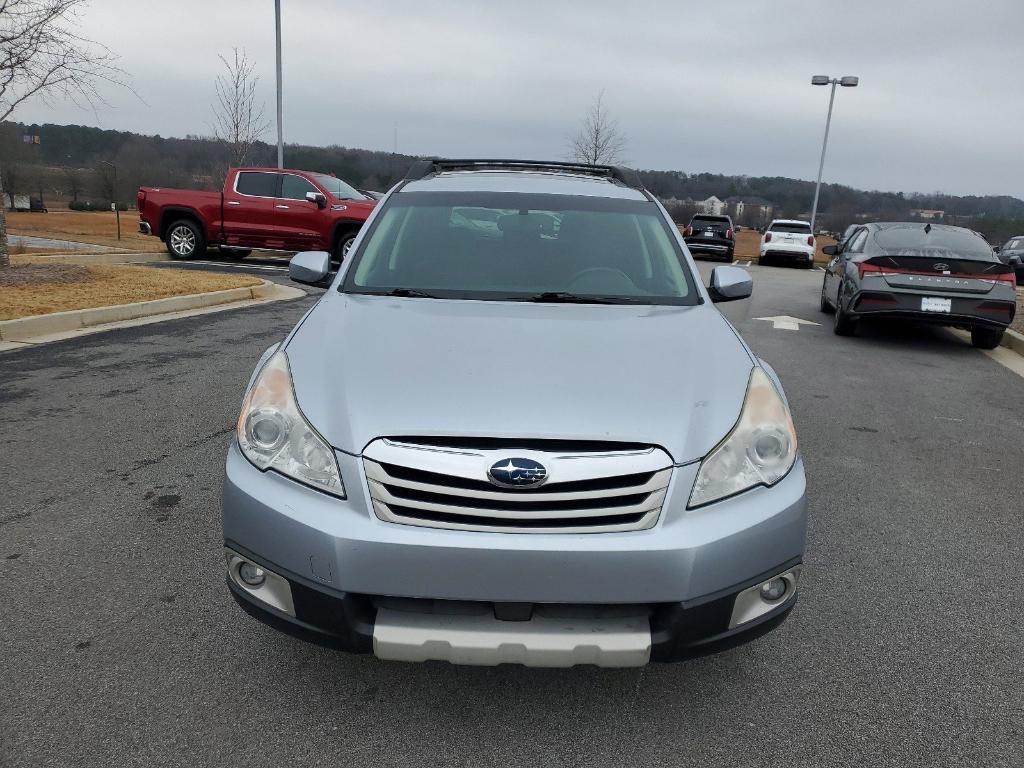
[404,158,645,192]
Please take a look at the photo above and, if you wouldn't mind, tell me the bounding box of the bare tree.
[1,163,21,208]
[63,165,83,201]
[94,158,115,202]
[568,91,628,166]
[0,0,124,267]
[211,48,268,168]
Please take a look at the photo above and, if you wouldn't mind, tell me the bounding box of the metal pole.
[275,0,284,169]
[809,80,837,233]
[114,164,120,240]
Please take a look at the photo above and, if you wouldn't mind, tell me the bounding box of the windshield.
[342,191,697,304]
[769,222,811,234]
[311,173,367,201]
[873,225,995,259]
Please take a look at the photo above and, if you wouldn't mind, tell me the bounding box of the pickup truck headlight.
[688,367,797,508]
[236,350,345,498]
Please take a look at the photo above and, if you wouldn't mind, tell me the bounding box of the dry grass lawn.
[0,264,260,321]
[1012,292,1024,336]
[5,210,165,251]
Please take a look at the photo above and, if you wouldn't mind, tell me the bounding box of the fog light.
[760,577,787,602]
[238,562,266,587]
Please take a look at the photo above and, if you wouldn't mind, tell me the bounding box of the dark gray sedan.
[819,222,1017,348]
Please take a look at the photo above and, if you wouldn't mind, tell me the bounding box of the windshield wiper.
[361,288,438,298]
[526,292,641,305]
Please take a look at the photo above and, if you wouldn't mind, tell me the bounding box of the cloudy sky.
[15,0,1024,198]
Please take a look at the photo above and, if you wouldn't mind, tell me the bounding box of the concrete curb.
[1001,328,1024,356]
[17,251,169,265]
[0,279,299,344]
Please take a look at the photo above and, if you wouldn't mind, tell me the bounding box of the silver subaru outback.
[223,159,807,667]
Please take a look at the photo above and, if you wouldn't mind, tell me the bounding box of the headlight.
[236,350,346,498]
[688,367,797,508]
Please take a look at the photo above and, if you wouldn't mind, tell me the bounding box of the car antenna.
[924,223,932,234]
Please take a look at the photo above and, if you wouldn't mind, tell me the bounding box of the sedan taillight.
[684,226,693,237]
[807,235,815,246]
[726,228,734,240]
[857,262,885,279]
[764,232,772,242]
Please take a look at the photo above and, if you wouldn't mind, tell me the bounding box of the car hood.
[285,294,754,463]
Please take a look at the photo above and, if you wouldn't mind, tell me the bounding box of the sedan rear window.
[343,192,697,304]
[769,222,812,234]
[873,225,994,259]
[690,216,729,226]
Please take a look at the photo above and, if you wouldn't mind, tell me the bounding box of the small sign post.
[111,202,121,240]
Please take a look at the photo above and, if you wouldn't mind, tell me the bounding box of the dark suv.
[995,235,1024,284]
[684,214,735,262]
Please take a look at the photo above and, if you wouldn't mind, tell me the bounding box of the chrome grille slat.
[362,439,673,534]
[365,461,672,503]
[369,481,667,520]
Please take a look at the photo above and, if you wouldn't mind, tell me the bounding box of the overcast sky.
[15,0,1024,198]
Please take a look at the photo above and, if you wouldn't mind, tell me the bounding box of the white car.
[759,219,816,268]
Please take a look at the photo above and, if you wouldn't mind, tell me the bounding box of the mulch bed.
[0,264,90,288]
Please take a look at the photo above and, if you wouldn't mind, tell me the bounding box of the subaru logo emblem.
[487,458,547,488]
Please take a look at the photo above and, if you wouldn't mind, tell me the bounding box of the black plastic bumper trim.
[224,543,802,663]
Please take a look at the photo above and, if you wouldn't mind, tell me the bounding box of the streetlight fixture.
[809,75,859,233]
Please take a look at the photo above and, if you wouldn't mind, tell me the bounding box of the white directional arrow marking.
[754,315,821,331]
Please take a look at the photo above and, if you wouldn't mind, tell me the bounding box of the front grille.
[362,438,673,534]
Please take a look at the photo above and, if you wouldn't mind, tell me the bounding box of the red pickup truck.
[137,167,377,261]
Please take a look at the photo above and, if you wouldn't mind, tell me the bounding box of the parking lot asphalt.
[2,261,1022,768]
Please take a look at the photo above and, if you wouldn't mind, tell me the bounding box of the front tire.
[819,278,834,313]
[166,219,205,260]
[334,232,357,264]
[724,250,734,263]
[971,327,1004,349]
[833,282,856,336]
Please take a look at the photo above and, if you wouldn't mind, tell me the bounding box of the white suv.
[759,219,815,268]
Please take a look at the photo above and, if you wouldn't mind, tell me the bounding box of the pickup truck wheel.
[166,220,205,260]
[334,233,357,263]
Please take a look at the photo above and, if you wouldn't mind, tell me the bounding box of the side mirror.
[708,265,753,303]
[306,191,327,208]
[289,250,331,285]
[992,245,1001,254]
[821,244,838,256]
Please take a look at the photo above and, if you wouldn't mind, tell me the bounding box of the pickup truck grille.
[362,438,673,533]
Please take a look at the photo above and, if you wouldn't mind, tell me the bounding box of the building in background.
[724,196,775,227]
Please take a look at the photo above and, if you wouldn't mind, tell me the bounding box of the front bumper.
[227,547,801,664]
[223,442,807,663]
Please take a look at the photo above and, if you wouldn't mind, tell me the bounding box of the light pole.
[274,0,284,168]
[809,75,858,233]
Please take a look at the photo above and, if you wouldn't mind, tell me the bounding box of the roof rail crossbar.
[404,158,644,191]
